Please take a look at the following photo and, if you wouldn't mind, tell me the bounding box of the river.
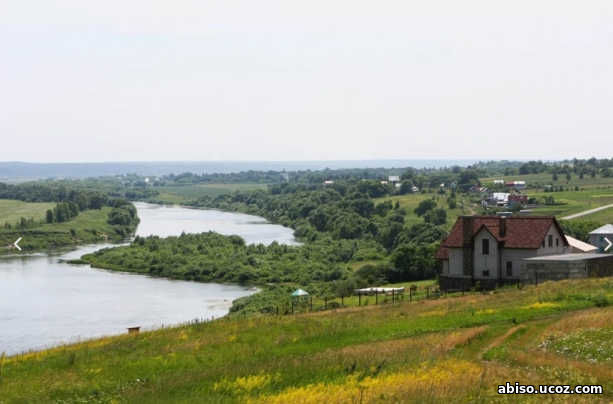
[0,202,298,355]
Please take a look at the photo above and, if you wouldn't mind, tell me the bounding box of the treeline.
[152,164,499,188]
[518,158,613,177]
[0,182,110,207]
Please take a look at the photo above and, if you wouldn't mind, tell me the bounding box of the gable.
[441,216,568,250]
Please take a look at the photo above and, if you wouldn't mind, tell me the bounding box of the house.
[436,216,569,290]
[323,180,335,185]
[508,194,528,206]
[505,180,526,190]
[489,192,509,206]
[493,179,504,185]
[588,224,613,251]
[388,175,400,183]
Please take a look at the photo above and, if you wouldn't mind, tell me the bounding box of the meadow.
[1,277,612,403]
[0,199,55,225]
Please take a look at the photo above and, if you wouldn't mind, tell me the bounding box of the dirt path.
[478,325,525,360]
[562,204,613,220]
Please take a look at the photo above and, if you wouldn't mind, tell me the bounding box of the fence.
[269,284,466,316]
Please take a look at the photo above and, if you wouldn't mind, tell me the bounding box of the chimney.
[461,216,474,277]
[499,216,507,237]
[461,216,474,246]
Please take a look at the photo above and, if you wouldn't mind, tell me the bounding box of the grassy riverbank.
[1,277,612,403]
[0,204,139,253]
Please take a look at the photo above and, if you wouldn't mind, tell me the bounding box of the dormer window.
[482,239,490,255]
[548,235,553,247]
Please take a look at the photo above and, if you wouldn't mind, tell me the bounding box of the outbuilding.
[588,224,613,251]
[523,253,613,283]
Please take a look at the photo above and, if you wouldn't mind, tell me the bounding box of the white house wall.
[448,248,464,276]
[537,224,568,256]
[473,228,499,279]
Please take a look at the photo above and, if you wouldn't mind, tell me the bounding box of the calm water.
[0,203,297,355]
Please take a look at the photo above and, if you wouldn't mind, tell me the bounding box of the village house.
[436,216,569,290]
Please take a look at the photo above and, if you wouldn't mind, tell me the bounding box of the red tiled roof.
[435,216,568,260]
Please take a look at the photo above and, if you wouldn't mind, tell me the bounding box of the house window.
[482,239,490,255]
[542,240,545,248]
[548,235,553,247]
[483,270,490,277]
[556,238,559,247]
[506,261,513,277]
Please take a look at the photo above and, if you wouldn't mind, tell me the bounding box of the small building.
[411,186,419,193]
[506,180,526,190]
[588,224,613,251]
[489,192,509,206]
[323,180,335,185]
[565,236,598,253]
[508,194,528,206]
[388,175,400,183]
[523,253,613,283]
[493,179,504,185]
[436,215,569,290]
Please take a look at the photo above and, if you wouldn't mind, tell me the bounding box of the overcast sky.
[1,1,612,162]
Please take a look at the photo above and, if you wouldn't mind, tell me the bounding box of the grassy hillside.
[0,199,55,225]
[373,193,475,229]
[1,277,612,403]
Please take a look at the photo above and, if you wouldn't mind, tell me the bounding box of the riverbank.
[0,204,139,254]
[0,202,262,355]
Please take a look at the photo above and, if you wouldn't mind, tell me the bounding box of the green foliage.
[414,199,436,216]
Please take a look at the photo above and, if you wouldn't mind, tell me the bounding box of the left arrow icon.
[13,237,22,251]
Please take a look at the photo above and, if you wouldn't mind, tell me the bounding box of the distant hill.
[0,160,478,181]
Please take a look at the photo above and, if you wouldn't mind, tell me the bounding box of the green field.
[0,199,55,225]
[481,172,613,190]
[528,189,613,218]
[149,183,269,204]
[1,277,612,403]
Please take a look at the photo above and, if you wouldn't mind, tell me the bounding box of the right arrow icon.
[605,237,612,252]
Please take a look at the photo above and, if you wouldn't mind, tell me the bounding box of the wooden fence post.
[392,289,395,304]
[359,293,361,306]
[375,291,378,305]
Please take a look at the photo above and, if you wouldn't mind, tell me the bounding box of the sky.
[1,1,612,163]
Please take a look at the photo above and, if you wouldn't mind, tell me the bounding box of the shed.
[588,224,613,251]
[523,253,613,282]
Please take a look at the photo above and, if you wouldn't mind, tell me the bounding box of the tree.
[46,209,54,223]
[424,208,447,225]
[414,199,436,216]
